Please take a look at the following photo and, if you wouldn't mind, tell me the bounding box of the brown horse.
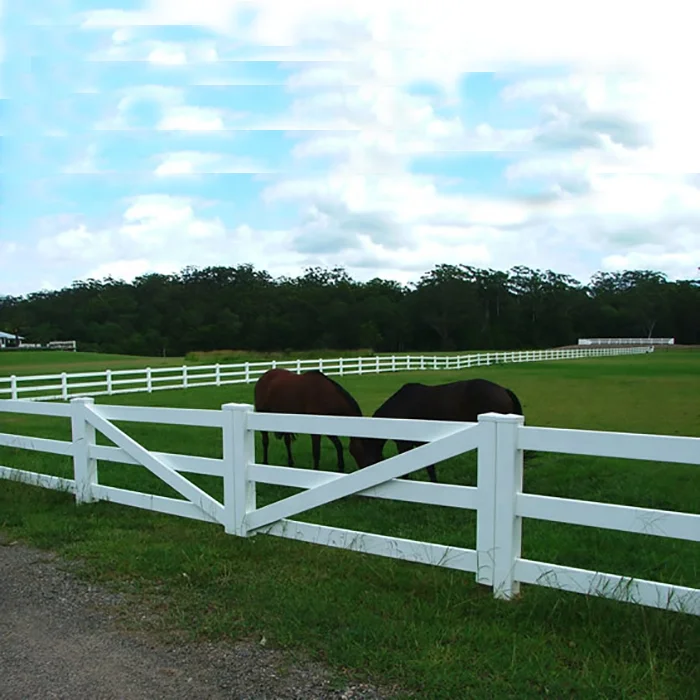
[349,378,524,482]
[253,368,364,472]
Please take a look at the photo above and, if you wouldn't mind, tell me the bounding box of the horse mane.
[305,370,363,416]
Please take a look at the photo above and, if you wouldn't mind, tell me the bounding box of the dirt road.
[0,539,394,700]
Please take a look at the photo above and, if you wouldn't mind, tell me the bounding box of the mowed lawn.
[0,347,498,378]
[1,351,699,699]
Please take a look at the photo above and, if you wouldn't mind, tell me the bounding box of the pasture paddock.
[0,345,650,400]
[1,351,699,699]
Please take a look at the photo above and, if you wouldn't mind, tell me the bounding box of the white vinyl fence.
[578,338,675,346]
[1,396,697,616]
[0,345,653,402]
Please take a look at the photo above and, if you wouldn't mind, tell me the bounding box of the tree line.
[0,264,698,357]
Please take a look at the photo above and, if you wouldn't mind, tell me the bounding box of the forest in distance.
[0,263,698,357]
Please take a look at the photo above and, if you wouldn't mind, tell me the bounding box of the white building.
[0,331,24,348]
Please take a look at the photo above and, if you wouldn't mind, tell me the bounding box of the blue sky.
[1,0,699,296]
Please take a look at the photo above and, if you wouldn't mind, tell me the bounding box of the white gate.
[74,398,225,523]
[243,413,484,574]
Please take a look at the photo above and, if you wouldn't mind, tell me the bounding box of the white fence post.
[10,375,18,400]
[476,414,497,587]
[221,403,256,537]
[106,370,113,395]
[358,357,363,374]
[391,355,396,372]
[296,359,301,374]
[146,367,152,393]
[182,365,188,388]
[215,363,221,386]
[245,362,251,382]
[61,372,68,400]
[480,412,525,600]
[339,357,344,376]
[70,397,98,504]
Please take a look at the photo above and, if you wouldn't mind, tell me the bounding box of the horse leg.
[261,431,270,464]
[426,463,438,483]
[396,441,436,481]
[311,434,321,470]
[283,433,294,467]
[328,435,345,473]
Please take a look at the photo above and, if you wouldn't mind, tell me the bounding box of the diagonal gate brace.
[85,404,225,524]
[246,423,481,532]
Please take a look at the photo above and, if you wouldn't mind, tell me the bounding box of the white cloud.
[153,151,274,175]
[35,196,226,264]
[33,0,697,288]
[86,258,175,282]
[157,105,225,131]
[36,224,116,263]
[32,195,309,285]
[603,248,700,281]
[89,36,220,64]
[94,84,234,132]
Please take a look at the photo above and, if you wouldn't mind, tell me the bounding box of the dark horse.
[254,368,364,472]
[349,378,524,483]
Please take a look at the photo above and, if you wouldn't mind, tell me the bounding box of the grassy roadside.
[1,351,699,698]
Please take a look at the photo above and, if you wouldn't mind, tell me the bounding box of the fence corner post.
[221,402,256,537]
[70,397,97,504]
[478,412,525,601]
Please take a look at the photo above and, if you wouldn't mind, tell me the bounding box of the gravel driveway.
[0,538,398,700]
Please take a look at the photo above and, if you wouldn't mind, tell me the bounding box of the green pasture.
[0,347,501,379]
[1,351,699,699]
[0,350,185,377]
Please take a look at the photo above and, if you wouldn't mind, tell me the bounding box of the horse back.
[254,368,302,413]
[453,379,515,420]
[301,371,362,416]
[375,379,517,422]
[254,368,360,417]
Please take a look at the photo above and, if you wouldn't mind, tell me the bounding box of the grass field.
[1,351,699,698]
[0,350,187,376]
[0,347,503,379]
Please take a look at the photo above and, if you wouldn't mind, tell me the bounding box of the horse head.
[348,436,385,469]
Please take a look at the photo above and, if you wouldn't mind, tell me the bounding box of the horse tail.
[505,388,523,415]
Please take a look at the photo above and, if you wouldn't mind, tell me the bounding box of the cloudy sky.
[2,0,699,296]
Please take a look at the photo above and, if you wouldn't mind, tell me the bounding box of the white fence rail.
[0,395,697,616]
[578,338,675,346]
[0,345,653,402]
